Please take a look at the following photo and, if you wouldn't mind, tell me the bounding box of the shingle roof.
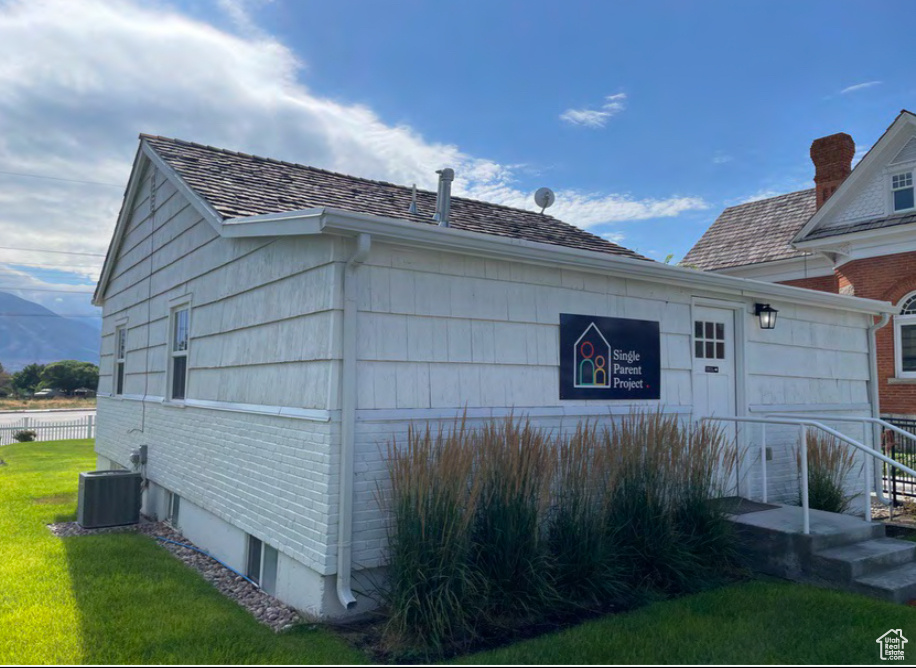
[142,135,648,261]
[806,211,916,240]
[682,189,816,270]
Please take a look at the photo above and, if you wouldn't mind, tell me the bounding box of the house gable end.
[94,139,225,306]
[794,111,916,245]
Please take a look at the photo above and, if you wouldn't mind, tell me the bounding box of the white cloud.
[839,81,882,95]
[712,152,733,164]
[0,2,706,319]
[560,93,627,128]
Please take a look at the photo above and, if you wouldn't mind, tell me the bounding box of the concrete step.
[811,538,916,583]
[854,562,916,604]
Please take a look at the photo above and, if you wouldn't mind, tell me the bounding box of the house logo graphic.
[877,629,908,660]
[573,322,611,388]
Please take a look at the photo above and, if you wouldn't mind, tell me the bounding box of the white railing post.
[761,423,768,503]
[86,415,94,439]
[799,424,810,535]
[864,449,873,523]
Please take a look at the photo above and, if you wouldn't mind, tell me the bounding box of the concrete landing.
[728,501,916,604]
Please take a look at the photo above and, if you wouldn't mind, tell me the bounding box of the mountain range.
[0,292,100,371]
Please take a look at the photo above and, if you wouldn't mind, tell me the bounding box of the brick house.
[684,110,916,420]
[93,134,891,618]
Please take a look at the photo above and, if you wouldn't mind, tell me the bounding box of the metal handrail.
[700,415,916,534]
[765,413,916,507]
[766,413,916,444]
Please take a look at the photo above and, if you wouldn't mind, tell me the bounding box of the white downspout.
[337,232,371,609]
[868,312,892,506]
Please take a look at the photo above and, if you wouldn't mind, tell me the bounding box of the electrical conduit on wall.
[337,233,371,609]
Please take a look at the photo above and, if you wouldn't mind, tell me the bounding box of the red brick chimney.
[810,132,855,210]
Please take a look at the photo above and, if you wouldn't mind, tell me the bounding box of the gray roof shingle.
[682,189,815,270]
[143,135,648,261]
[806,211,916,240]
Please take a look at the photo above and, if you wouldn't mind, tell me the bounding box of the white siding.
[98,165,344,409]
[96,173,878,614]
[346,242,876,567]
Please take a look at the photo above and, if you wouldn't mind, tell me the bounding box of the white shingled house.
[93,135,894,618]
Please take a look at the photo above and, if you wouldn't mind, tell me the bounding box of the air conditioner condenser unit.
[77,470,142,529]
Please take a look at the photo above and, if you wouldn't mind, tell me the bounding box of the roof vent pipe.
[408,184,418,215]
[433,168,454,227]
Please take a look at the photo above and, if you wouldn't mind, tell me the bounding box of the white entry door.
[692,306,736,420]
[692,305,739,494]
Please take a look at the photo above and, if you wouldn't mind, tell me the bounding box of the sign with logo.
[559,313,660,400]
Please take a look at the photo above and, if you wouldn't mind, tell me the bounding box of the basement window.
[895,293,916,378]
[246,535,278,594]
[168,492,181,526]
[892,172,914,212]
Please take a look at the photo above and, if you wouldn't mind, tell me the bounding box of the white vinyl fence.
[0,415,96,445]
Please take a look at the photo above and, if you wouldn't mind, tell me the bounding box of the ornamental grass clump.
[380,410,737,656]
[381,420,484,653]
[546,420,624,609]
[470,416,557,620]
[603,411,735,596]
[798,431,861,514]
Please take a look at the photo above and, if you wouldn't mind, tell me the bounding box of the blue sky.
[0,0,913,319]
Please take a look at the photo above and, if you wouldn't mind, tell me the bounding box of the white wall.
[97,162,344,410]
[97,398,339,576]
[346,241,876,566]
[96,169,879,615]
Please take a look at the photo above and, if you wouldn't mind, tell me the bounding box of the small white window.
[246,534,278,594]
[895,293,916,378]
[168,492,181,526]
[892,172,914,212]
[169,306,190,401]
[115,326,127,396]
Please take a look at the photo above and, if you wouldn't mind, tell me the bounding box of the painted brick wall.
[96,397,340,575]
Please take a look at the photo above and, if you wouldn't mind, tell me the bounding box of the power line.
[0,286,94,294]
[0,246,106,257]
[0,169,123,188]
[0,261,100,271]
[0,312,99,318]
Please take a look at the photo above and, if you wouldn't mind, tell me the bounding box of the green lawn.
[461,579,916,664]
[0,439,366,665]
[3,439,916,665]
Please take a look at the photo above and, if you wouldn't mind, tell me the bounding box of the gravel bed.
[47,518,302,632]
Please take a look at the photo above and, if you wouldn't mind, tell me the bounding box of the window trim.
[114,323,127,396]
[894,291,916,379]
[891,170,915,214]
[166,297,192,403]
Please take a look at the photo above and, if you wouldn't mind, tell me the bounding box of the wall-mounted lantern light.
[754,303,778,330]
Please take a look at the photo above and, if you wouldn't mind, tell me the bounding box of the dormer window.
[892,171,914,212]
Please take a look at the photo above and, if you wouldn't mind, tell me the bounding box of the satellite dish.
[534,187,555,213]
